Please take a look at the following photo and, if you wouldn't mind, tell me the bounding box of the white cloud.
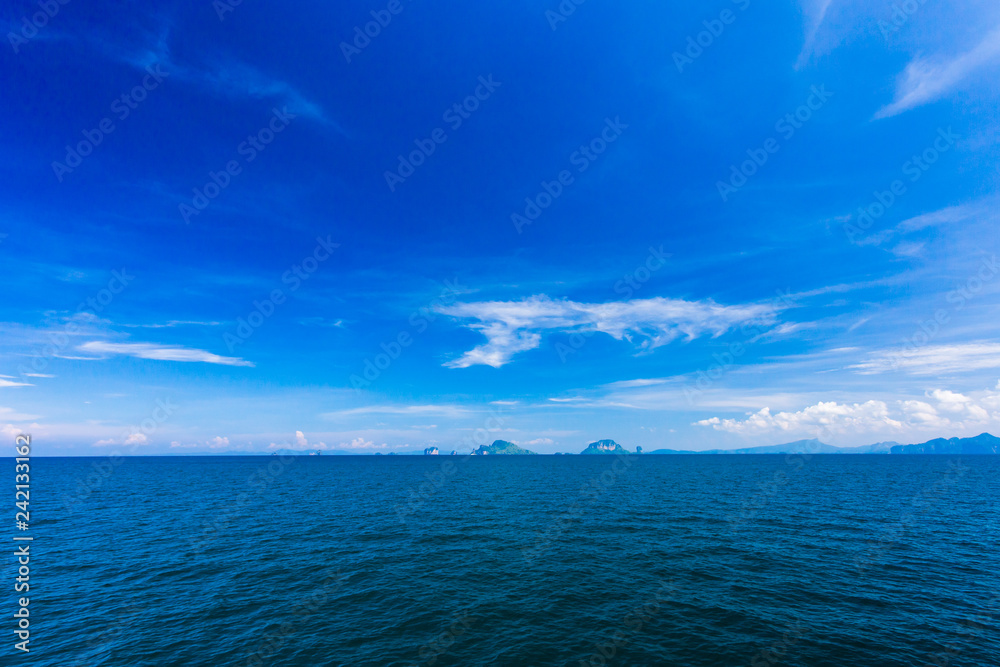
[696,400,903,434]
[125,433,148,445]
[277,436,387,451]
[208,436,230,448]
[94,432,149,447]
[78,341,254,367]
[2,424,29,440]
[0,379,32,388]
[0,407,41,421]
[899,400,946,428]
[927,389,990,421]
[339,437,387,450]
[270,431,329,450]
[697,383,1000,436]
[849,343,1000,375]
[438,295,781,368]
[527,437,554,445]
[875,25,1000,119]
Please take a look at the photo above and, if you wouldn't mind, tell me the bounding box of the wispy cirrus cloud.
[437,295,783,368]
[322,404,472,419]
[121,320,224,328]
[849,342,1000,376]
[94,23,337,128]
[78,341,254,367]
[796,0,834,69]
[853,198,995,256]
[184,58,333,125]
[875,25,1000,119]
[896,201,987,233]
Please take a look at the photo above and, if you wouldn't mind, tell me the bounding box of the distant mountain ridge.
[648,434,995,455]
[648,438,842,455]
[890,433,999,454]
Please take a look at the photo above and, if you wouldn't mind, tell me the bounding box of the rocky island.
[579,439,630,455]
[469,440,538,455]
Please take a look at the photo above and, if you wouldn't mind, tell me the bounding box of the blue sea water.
[14,455,1000,666]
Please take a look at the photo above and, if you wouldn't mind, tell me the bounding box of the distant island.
[579,439,630,455]
[469,440,538,456]
[169,433,1000,456]
[423,433,1000,456]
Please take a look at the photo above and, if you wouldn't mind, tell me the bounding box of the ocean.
[20,454,1000,665]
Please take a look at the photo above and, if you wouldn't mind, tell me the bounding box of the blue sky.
[2,0,999,454]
